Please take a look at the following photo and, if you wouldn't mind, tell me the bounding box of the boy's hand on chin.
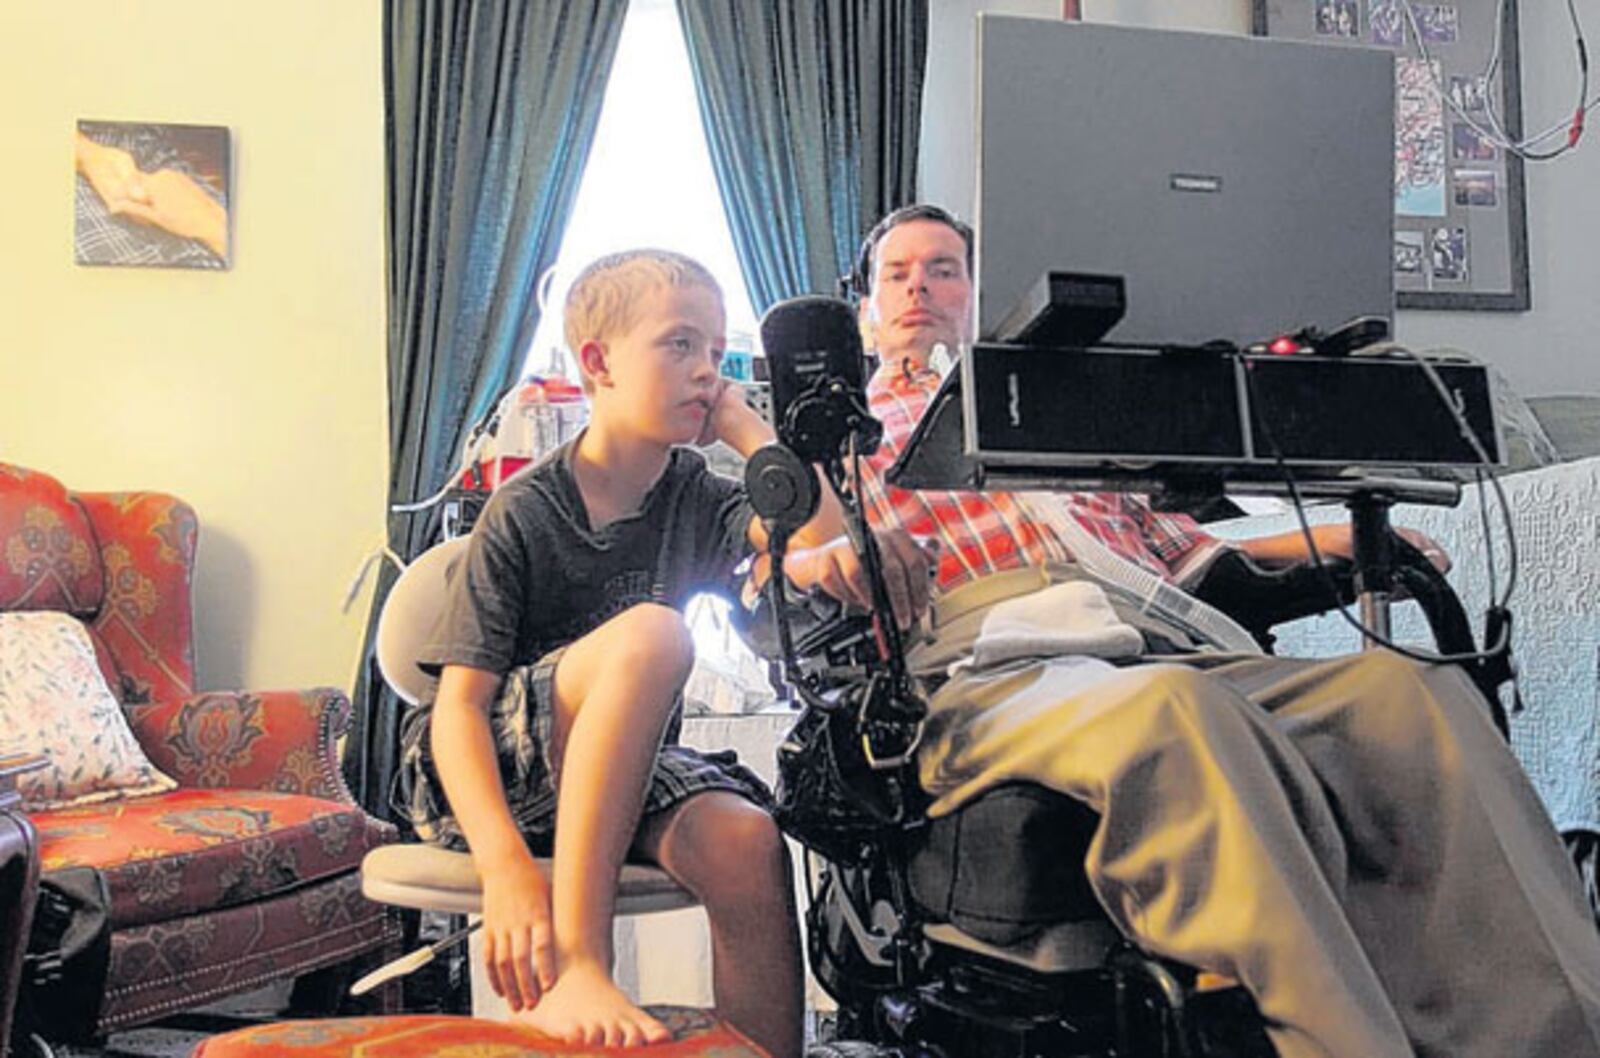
[693,378,738,448]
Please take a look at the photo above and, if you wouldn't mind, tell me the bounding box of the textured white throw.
[964,580,1144,671]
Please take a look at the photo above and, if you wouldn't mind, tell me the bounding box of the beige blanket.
[911,571,1600,1058]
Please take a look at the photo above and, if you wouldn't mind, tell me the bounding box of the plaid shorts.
[397,647,772,851]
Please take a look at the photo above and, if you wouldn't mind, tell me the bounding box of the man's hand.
[784,528,933,628]
[478,845,556,1012]
[1395,527,1451,573]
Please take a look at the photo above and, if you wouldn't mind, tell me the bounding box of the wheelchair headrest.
[376,535,468,706]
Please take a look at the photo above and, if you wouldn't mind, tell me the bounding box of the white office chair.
[359,536,698,1014]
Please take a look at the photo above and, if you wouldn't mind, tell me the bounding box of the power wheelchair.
[740,451,1510,1058]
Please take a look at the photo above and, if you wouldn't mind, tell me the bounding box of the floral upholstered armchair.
[0,462,399,1044]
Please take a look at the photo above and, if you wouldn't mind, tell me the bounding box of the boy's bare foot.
[510,962,672,1047]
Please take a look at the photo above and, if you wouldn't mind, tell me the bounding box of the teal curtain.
[675,0,928,312]
[348,0,627,818]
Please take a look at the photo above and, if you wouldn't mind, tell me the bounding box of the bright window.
[522,0,759,381]
[526,0,771,705]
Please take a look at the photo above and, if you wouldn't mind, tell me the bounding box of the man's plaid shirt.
[860,362,1225,594]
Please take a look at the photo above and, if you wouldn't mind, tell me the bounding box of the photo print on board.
[1448,74,1489,114]
[1396,58,1447,216]
[1430,225,1469,281]
[1453,169,1499,207]
[1370,0,1405,45]
[1316,0,1360,37]
[1394,230,1426,275]
[1415,4,1459,44]
[1451,123,1498,160]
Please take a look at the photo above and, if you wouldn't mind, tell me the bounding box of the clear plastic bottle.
[528,376,587,458]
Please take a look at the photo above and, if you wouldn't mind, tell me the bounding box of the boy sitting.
[400,249,931,1057]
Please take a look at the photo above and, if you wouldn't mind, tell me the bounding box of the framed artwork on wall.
[73,120,231,270]
[1253,0,1530,310]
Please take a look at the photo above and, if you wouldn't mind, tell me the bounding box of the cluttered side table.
[0,755,45,1056]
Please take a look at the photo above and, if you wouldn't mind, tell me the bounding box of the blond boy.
[400,250,930,1055]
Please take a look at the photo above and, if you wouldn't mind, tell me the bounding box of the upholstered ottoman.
[190,1007,768,1057]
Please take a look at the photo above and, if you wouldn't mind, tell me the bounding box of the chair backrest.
[0,463,196,705]
[375,536,468,706]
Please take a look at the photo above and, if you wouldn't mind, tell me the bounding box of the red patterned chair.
[0,462,399,1044]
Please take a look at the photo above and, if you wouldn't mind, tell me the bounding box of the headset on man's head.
[839,203,975,302]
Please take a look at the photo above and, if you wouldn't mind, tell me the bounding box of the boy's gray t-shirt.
[420,442,756,675]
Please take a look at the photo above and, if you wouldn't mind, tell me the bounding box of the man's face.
[860,218,974,367]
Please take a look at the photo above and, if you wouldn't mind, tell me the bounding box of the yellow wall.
[0,2,389,694]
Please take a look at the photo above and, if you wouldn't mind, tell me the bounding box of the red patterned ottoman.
[190,1007,769,1057]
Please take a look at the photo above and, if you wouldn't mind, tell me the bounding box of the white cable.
[341,545,407,613]
[393,388,508,516]
[536,261,560,316]
[1477,3,1596,155]
[1397,346,1519,609]
[1400,0,1593,160]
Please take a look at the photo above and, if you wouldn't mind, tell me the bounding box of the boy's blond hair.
[565,249,723,394]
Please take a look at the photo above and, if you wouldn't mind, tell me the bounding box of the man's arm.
[1238,522,1450,573]
[430,664,555,1011]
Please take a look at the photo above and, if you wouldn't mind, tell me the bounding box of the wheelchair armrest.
[1188,549,1357,649]
[1192,539,1510,736]
[1388,538,1511,736]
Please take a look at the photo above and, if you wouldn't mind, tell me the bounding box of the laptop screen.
[974,16,1395,348]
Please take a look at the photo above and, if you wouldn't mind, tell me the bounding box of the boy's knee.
[671,797,789,898]
[607,603,696,679]
[719,803,788,867]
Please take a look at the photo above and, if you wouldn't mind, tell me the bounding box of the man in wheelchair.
[758,205,1600,1058]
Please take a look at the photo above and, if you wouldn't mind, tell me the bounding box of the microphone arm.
[754,293,926,767]
[816,436,928,770]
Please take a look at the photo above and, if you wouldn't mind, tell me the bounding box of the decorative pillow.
[1414,367,1559,481]
[1529,395,1600,463]
[0,611,177,810]
[1490,368,1561,472]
